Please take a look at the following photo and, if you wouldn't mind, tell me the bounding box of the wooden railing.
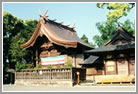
[15,68,73,80]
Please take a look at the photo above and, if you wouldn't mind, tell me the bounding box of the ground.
[3,84,135,92]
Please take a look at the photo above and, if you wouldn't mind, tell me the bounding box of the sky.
[3,3,135,43]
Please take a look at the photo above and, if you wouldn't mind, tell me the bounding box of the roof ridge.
[42,17,76,32]
[117,25,134,38]
[104,25,134,46]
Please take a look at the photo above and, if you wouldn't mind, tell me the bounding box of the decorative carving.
[40,41,53,49]
[40,48,60,58]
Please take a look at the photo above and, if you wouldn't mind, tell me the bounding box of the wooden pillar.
[127,58,130,75]
[72,52,77,68]
[32,49,36,67]
[104,60,106,75]
[75,53,77,68]
[115,60,118,74]
[31,48,34,64]
[36,49,39,65]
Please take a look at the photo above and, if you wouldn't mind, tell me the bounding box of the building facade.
[80,26,135,83]
[21,14,93,68]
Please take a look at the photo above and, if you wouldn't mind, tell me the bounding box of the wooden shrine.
[21,9,93,68]
[80,25,135,83]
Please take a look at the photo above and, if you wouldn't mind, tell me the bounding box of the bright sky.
[3,3,135,43]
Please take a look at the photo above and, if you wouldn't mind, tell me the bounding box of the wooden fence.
[15,68,86,81]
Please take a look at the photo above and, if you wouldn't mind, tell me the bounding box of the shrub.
[15,62,28,71]
[34,63,41,70]
[47,65,52,68]
[64,60,72,68]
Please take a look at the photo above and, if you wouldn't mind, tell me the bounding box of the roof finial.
[39,8,48,20]
[44,8,48,16]
[59,22,64,24]
[66,24,70,26]
[39,9,44,16]
[51,19,57,21]
[117,23,122,30]
[72,21,76,28]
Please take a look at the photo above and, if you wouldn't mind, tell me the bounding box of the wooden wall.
[104,57,135,75]
[66,54,84,68]
[129,57,135,75]
[84,56,135,77]
[75,54,84,68]
[117,59,128,75]
[105,60,117,75]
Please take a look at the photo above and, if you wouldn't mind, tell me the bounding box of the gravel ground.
[3,84,135,92]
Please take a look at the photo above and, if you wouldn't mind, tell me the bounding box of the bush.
[27,63,34,69]
[47,65,52,68]
[64,60,72,68]
[15,62,28,71]
[34,63,41,70]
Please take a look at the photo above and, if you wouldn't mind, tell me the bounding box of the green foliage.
[47,65,53,68]
[9,33,27,62]
[21,19,38,64]
[95,3,135,47]
[121,19,135,36]
[81,34,88,43]
[97,3,135,21]
[93,19,135,47]
[15,62,28,71]
[64,60,72,68]
[34,63,41,70]
[3,12,25,69]
[3,11,38,71]
[22,19,38,40]
[93,20,117,47]
[27,63,34,69]
[81,34,95,47]
[3,12,25,38]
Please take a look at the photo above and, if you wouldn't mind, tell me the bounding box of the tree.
[93,3,135,47]
[121,19,135,36]
[93,19,135,47]
[97,3,135,21]
[81,34,95,47]
[9,33,28,71]
[21,19,38,40]
[93,20,117,47]
[3,12,38,70]
[20,19,38,64]
[3,12,25,69]
[81,34,89,43]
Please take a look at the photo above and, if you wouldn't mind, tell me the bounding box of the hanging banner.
[41,56,65,65]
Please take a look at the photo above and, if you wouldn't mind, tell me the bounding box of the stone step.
[81,80,95,83]
[79,80,96,86]
[79,83,96,86]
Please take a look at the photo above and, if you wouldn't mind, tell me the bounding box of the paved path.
[3,85,135,92]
